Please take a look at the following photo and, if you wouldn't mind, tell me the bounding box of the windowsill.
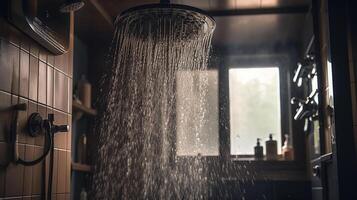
[231,155,292,162]
[174,156,307,181]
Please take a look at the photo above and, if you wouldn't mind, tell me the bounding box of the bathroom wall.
[0,12,73,200]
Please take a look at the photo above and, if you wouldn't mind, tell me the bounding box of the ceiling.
[78,0,311,54]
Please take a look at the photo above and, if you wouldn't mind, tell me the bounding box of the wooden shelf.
[72,101,97,116]
[72,162,93,173]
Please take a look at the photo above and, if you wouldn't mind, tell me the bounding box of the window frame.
[218,57,294,161]
[228,66,284,157]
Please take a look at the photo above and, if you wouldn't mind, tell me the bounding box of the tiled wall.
[0,16,72,200]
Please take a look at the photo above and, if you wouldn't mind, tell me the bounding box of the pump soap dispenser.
[266,134,278,160]
[282,134,294,160]
[254,138,264,160]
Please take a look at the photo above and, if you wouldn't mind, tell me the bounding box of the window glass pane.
[176,70,219,156]
[229,67,281,155]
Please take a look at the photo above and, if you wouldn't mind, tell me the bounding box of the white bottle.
[80,187,87,200]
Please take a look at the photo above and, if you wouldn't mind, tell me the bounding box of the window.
[229,67,281,155]
[176,70,219,156]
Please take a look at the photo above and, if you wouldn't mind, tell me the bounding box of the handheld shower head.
[60,0,85,13]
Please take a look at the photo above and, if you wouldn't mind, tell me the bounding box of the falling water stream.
[92,7,215,199]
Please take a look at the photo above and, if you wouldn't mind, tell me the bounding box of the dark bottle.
[254,138,264,160]
[266,134,278,160]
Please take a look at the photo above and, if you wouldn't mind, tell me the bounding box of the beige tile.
[54,111,68,149]
[0,142,10,173]
[23,145,34,196]
[54,71,68,112]
[30,43,39,58]
[0,41,14,93]
[0,91,11,142]
[57,150,67,194]
[47,54,55,67]
[54,53,66,74]
[19,50,30,98]
[17,97,28,143]
[29,55,39,102]
[5,144,24,196]
[11,95,27,144]
[47,66,54,107]
[31,146,44,195]
[47,149,59,195]
[66,152,71,193]
[38,61,47,105]
[10,43,20,95]
[39,47,47,63]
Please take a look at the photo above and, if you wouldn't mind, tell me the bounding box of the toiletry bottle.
[254,138,263,160]
[266,134,278,160]
[80,187,87,200]
[77,134,87,163]
[78,75,92,108]
[282,134,294,160]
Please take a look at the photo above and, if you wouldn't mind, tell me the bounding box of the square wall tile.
[19,50,30,98]
[0,40,14,93]
[30,43,39,58]
[23,145,34,196]
[0,91,11,142]
[38,61,47,105]
[5,144,25,197]
[32,146,44,195]
[11,95,27,144]
[54,53,67,75]
[20,36,30,53]
[47,54,55,67]
[39,47,47,63]
[17,97,28,144]
[47,66,54,107]
[56,151,67,194]
[54,71,69,112]
[54,110,67,149]
[66,151,71,193]
[29,55,39,102]
[10,43,20,95]
[46,148,58,195]
[0,141,10,172]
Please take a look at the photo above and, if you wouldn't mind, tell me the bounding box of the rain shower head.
[60,0,85,13]
[115,4,216,41]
